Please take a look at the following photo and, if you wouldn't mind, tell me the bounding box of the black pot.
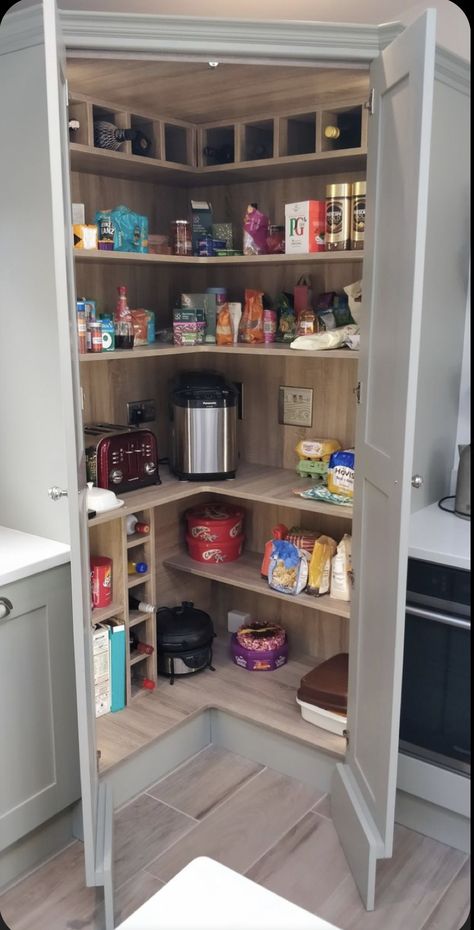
[156,601,215,684]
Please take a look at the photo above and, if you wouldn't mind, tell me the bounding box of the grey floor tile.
[114,793,197,888]
[147,745,263,819]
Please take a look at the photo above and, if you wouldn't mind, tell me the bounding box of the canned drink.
[325,183,351,251]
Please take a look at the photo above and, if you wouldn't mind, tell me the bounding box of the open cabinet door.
[331,10,436,910]
[0,2,113,926]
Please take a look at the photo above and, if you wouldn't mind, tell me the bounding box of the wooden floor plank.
[146,745,263,819]
[317,824,468,930]
[113,871,164,928]
[145,768,323,883]
[419,859,471,930]
[246,811,356,913]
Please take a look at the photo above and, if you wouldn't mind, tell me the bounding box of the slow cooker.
[156,601,216,684]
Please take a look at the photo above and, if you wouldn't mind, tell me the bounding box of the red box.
[90,556,113,608]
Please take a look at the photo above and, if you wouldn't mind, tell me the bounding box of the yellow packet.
[295,439,341,461]
[307,535,337,596]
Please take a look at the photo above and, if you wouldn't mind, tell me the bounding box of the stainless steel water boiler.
[170,371,238,480]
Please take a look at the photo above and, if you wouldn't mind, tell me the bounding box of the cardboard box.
[173,321,206,345]
[285,201,325,254]
[191,200,213,254]
[73,224,98,250]
[93,625,111,717]
[72,202,85,225]
[174,307,206,323]
[180,293,217,343]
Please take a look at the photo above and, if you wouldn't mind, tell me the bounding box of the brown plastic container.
[297,652,348,713]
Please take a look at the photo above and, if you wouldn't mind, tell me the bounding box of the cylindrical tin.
[325,183,351,251]
[186,533,244,563]
[350,180,366,250]
[263,308,277,343]
[185,503,245,542]
[90,556,113,608]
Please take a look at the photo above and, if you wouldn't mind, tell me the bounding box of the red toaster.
[85,424,160,494]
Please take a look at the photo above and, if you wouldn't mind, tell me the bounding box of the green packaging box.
[181,292,217,343]
[191,200,213,254]
[173,307,206,323]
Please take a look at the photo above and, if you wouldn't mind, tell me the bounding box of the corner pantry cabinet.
[0,3,469,927]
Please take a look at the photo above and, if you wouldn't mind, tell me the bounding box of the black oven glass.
[400,558,470,775]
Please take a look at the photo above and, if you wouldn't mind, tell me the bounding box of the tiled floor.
[0,746,469,930]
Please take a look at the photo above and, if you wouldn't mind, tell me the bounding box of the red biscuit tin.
[185,503,245,543]
[185,533,244,563]
[90,556,113,608]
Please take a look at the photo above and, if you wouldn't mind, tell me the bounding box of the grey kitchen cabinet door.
[0,565,80,852]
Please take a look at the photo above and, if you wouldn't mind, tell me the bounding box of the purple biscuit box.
[230,634,288,671]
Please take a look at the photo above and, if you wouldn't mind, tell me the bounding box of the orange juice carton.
[285,201,325,254]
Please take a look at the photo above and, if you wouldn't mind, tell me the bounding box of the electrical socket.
[127,399,156,426]
[278,385,313,427]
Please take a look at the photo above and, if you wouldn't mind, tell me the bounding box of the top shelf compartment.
[69,93,367,185]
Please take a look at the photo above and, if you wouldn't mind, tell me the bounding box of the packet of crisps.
[328,449,355,498]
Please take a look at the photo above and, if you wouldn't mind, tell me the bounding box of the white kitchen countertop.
[0,526,70,586]
[116,857,342,930]
[409,502,470,570]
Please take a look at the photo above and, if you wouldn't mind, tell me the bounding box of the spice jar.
[350,181,366,250]
[325,183,351,251]
[89,320,103,353]
[171,219,192,256]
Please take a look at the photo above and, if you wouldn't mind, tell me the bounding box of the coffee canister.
[350,181,366,250]
[325,183,351,251]
[90,556,113,608]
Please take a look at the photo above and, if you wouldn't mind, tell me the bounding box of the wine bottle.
[93,120,151,155]
[128,560,148,575]
[126,514,150,536]
[129,593,156,614]
[323,111,361,149]
[203,143,234,164]
[129,630,154,655]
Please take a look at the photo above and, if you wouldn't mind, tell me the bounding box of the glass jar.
[266,225,285,254]
[171,219,192,256]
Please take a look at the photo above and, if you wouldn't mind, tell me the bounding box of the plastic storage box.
[296,652,348,734]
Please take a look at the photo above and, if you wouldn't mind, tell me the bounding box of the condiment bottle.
[325,183,351,251]
[115,284,131,322]
[127,560,148,575]
[89,320,103,353]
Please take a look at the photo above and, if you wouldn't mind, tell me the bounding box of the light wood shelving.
[76,85,362,717]
[164,549,351,620]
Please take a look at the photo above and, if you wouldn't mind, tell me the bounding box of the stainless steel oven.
[399,557,470,776]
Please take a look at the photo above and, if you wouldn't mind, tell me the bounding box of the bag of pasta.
[307,535,337,596]
[268,540,308,596]
[239,289,264,343]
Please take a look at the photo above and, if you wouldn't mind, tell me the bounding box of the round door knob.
[48,486,68,501]
[411,474,424,489]
[0,597,13,619]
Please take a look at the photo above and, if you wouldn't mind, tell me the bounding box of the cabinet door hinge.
[343,729,350,747]
[364,88,375,115]
[353,381,362,405]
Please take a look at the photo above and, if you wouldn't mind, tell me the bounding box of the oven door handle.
[406,604,470,630]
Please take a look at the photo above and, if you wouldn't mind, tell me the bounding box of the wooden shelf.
[90,602,123,624]
[127,534,151,549]
[164,549,351,620]
[129,609,154,628]
[74,248,362,267]
[130,651,148,667]
[80,342,359,362]
[70,142,366,186]
[87,463,353,527]
[127,572,152,588]
[96,637,345,773]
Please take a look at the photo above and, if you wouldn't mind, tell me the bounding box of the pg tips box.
[285,201,325,253]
